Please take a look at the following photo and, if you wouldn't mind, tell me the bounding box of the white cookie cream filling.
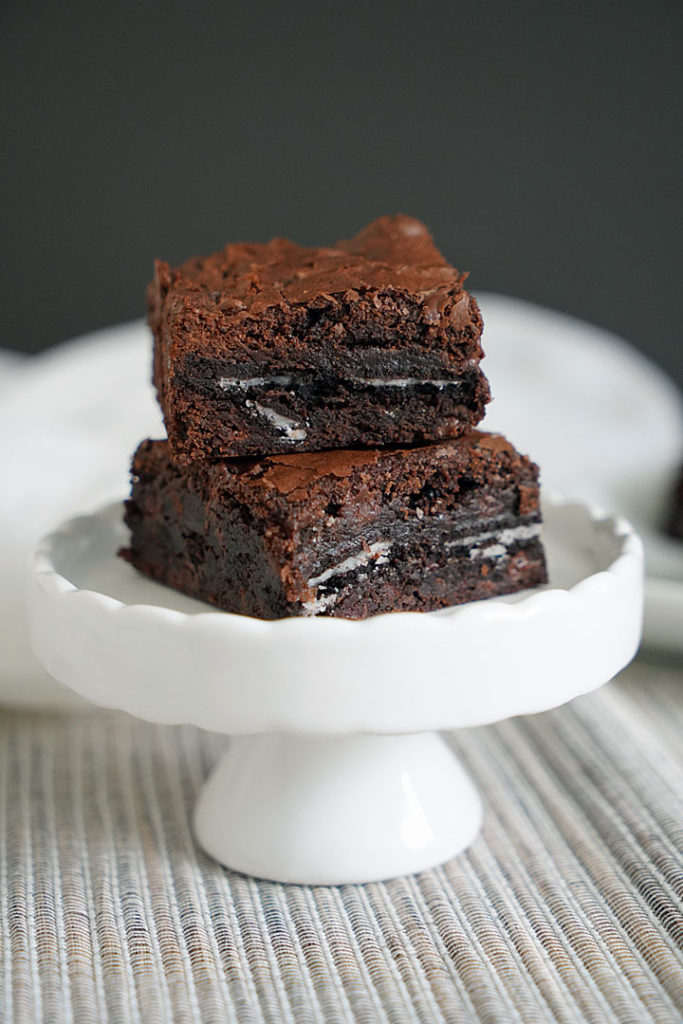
[307,541,392,589]
[301,592,339,615]
[245,400,307,441]
[301,542,391,616]
[353,378,462,388]
[218,375,462,391]
[218,376,293,389]
[442,522,541,560]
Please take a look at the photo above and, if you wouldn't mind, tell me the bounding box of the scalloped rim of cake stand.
[29,495,643,737]
[29,497,643,883]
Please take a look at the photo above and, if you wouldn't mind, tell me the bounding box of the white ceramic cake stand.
[29,497,642,885]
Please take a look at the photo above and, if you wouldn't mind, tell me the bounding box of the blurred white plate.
[1,297,682,707]
[0,322,163,707]
[479,293,683,652]
[0,349,26,391]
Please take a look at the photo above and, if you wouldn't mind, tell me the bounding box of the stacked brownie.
[122,215,547,618]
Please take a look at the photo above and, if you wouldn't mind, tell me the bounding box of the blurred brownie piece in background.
[667,465,683,539]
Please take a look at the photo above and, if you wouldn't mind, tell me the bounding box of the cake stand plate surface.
[30,498,642,884]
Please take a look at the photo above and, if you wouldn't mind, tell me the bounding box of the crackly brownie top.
[134,431,538,514]
[240,431,532,500]
[150,215,472,324]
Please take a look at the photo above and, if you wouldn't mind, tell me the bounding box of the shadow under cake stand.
[29,498,643,885]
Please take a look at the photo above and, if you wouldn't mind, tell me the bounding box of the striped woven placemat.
[2,656,683,1023]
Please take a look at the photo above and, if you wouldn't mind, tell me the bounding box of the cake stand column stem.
[194,730,482,885]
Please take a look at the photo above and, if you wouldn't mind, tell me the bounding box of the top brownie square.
[148,215,491,462]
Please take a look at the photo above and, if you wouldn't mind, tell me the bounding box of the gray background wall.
[2,0,681,387]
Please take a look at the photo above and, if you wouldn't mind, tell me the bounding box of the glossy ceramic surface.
[195,732,483,884]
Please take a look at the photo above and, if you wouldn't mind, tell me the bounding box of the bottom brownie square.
[120,431,547,619]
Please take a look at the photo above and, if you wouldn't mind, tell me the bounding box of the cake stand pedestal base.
[194,731,482,885]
